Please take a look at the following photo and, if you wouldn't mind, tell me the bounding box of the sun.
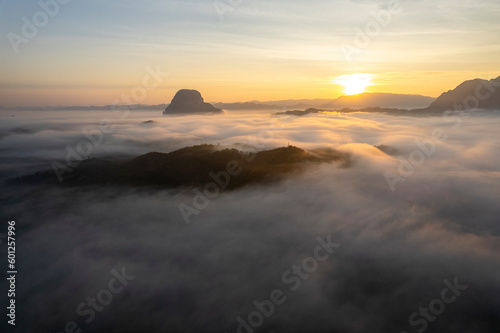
[333,73,374,95]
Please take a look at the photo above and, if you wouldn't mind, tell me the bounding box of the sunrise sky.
[0,0,499,107]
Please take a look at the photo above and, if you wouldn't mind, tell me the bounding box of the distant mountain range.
[1,93,435,111]
[213,93,435,110]
[4,75,499,112]
[325,93,435,110]
[272,76,500,115]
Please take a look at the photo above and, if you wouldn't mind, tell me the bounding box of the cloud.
[1,108,500,332]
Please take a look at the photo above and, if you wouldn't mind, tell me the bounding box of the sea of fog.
[0,108,499,332]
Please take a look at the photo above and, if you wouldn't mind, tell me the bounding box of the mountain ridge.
[425,76,500,112]
[9,145,350,189]
[5,76,500,112]
[214,93,435,110]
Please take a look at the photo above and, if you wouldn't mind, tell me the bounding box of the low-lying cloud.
[0,108,499,332]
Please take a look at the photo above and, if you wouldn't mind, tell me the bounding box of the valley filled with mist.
[1,107,499,332]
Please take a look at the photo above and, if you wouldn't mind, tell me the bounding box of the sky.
[0,0,499,106]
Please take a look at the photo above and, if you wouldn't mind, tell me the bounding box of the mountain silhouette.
[11,145,349,189]
[425,76,500,112]
[164,89,222,114]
